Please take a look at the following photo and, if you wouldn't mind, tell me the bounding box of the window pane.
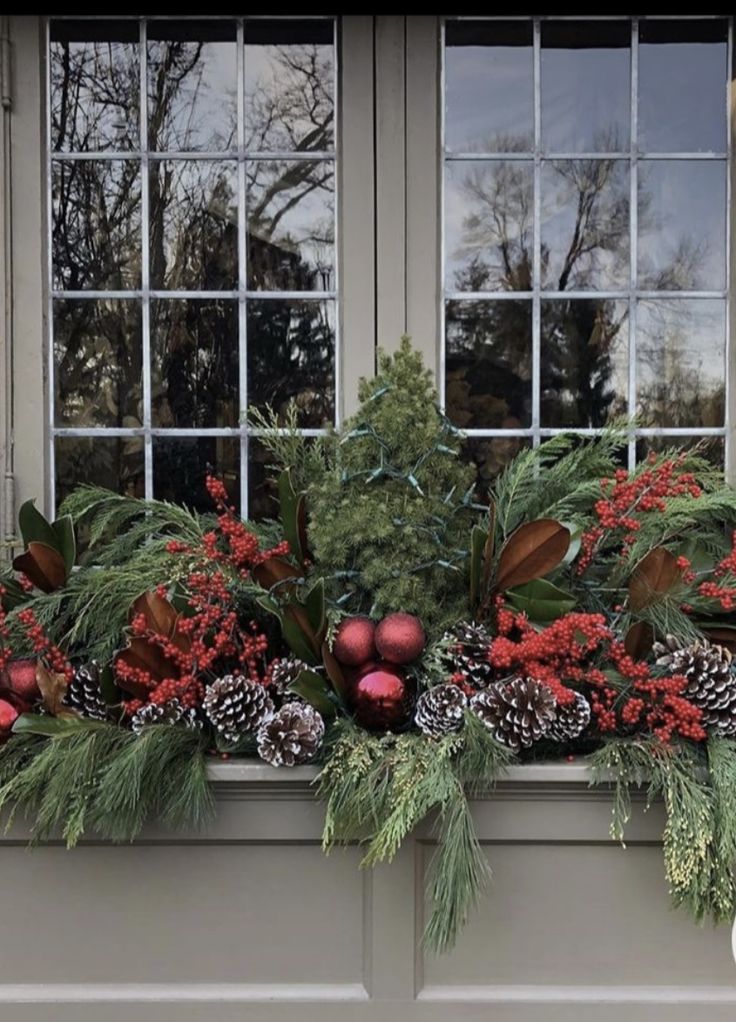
[52,160,141,290]
[638,161,727,291]
[149,161,238,290]
[54,299,142,428]
[639,20,728,153]
[248,437,281,521]
[636,435,724,471]
[147,20,237,151]
[463,436,532,498]
[541,21,630,153]
[445,300,532,429]
[247,299,335,426]
[541,159,629,291]
[445,21,533,154]
[151,299,239,428]
[55,436,145,511]
[247,160,335,290]
[445,160,533,292]
[153,437,241,513]
[244,19,335,153]
[636,299,726,428]
[541,299,628,428]
[50,20,139,152]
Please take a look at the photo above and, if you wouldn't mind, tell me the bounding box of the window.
[442,17,732,488]
[48,16,339,517]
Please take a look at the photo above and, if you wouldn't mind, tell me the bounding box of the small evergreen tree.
[307,339,476,632]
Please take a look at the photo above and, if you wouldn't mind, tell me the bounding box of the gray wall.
[0,762,734,1021]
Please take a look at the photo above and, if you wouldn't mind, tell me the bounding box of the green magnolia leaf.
[278,469,305,564]
[98,665,120,706]
[469,525,487,607]
[0,576,27,611]
[303,578,326,640]
[18,500,60,553]
[51,515,76,576]
[506,578,577,622]
[288,670,337,719]
[281,612,321,665]
[12,713,105,737]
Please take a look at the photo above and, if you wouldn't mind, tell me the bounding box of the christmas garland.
[3,338,736,952]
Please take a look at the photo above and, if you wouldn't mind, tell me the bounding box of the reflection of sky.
[541,47,629,152]
[445,46,533,152]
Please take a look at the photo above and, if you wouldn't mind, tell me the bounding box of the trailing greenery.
[0,722,214,846]
[318,715,512,952]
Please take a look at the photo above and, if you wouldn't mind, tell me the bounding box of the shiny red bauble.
[333,616,377,667]
[1,658,40,703]
[375,612,426,665]
[0,698,19,736]
[348,662,415,732]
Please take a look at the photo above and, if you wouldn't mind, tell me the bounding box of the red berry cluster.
[14,607,73,682]
[577,455,702,573]
[697,530,736,610]
[0,587,12,672]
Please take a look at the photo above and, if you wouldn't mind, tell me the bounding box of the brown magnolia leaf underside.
[624,620,655,659]
[13,542,67,593]
[494,519,571,593]
[130,591,190,653]
[36,662,76,717]
[629,547,680,612]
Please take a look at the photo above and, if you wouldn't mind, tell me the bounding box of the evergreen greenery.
[306,338,478,631]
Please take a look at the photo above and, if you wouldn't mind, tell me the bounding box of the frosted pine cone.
[547,691,591,742]
[269,657,308,705]
[653,636,736,735]
[130,698,199,736]
[257,703,325,767]
[471,677,556,751]
[415,684,468,738]
[65,662,108,721]
[440,620,493,690]
[203,676,274,743]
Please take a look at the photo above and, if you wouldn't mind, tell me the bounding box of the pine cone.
[130,698,199,736]
[415,684,468,738]
[65,662,108,721]
[257,703,325,767]
[203,675,274,743]
[441,620,493,690]
[653,635,736,734]
[471,677,556,751]
[547,691,591,742]
[269,657,308,706]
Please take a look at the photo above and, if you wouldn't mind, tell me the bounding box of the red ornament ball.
[1,658,40,703]
[349,662,416,732]
[0,698,19,736]
[333,616,376,667]
[375,613,426,665]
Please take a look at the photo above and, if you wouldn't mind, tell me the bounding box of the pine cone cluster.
[130,698,200,736]
[203,676,274,743]
[653,635,736,735]
[415,684,468,738]
[441,620,493,690]
[65,662,108,721]
[269,657,308,706]
[547,691,591,743]
[257,703,325,767]
[471,677,556,751]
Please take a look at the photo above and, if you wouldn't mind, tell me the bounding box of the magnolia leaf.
[506,578,576,623]
[0,577,27,611]
[629,547,680,612]
[113,640,177,699]
[130,591,190,653]
[280,611,320,665]
[13,542,67,593]
[51,515,76,576]
[699,624,736,653]
[252,557,301,592]
[18,500,59,551]
[561,522,583,567]
[321,642,348,702]
[36,662,75,718]
[494,519,570,593]
[288,670,337,719]
[98,665,120,706]
[624,620,655,659]
[469,526,487,607]
[278,469,306,564]
[12,713,102,737]
[303,579,326,642]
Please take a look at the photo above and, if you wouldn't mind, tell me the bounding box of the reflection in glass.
[639,20,728,153]
[445,161,533,291]
[55,436,145,512]
[247,161,335,290]
[541,21,630,153]
[636,299,725,428]
[445,300,532,429]
[462,436,531,498]
[53,161,141,290]
[248,437,281,521]
[636,435,724,472]
[149,161,237,290]
[244,19,334,153]
[151,300,238,428]
[153,437,240,514]
[54,299,142,427]
[148,21,237,151]
[541,300,628,428]
[638,161,726,291]
[445,21,533,153]
[247,300,335,427]
[541,159,629,290]
[50,20,139,152]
